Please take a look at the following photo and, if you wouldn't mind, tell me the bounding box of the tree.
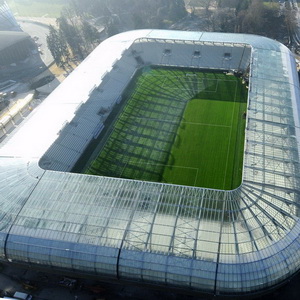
[106,16,120,37]
[47,25,61,66]
[232,0,286,38]
[69,0,187,31]
[57,16,84,59]
[212,8,236,32]
[70,0,110,18]
[132,12,146,29]
[82,21,99,46]
[168,0,187,21]
[46,25,70,68]
[236,0,250,14]
[284,4,298,44]
[262,5,285,39]
[58,29,71,67]
[203,0,213,17]
[238,0,265,34]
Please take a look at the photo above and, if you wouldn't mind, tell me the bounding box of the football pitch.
[85,67,247,190]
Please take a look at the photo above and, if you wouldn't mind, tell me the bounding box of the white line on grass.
[119,158,130,178]
[182,121,230,127]
[222,80,238,189]
[214,78,219,93]
[158,86,217,93]
[138,76,147,88]
[133,161,198,171]
[131,117,231,128]
[132,162,199,186]
[161,78,218,93]
[157,75,237,97]
[193,168,199,187]
[161,76,167,88]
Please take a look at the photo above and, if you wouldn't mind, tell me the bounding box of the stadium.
[0,31,33,66]
[0,1,20,31]
[0,30,300,297]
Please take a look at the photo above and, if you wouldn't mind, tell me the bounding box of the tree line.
[46,15,99,68]
[70,0,186,30]
[46,0,187,67]
[47,0,297,67]
[190,0,296,42]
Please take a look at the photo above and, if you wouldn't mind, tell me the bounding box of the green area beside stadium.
[85,66,247,190]
[7,0,65,17]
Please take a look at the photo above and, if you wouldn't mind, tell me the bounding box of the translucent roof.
[0,30,300,296]
[0,1,19,31]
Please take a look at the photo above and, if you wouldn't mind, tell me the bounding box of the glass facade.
[0,1,20,31]
[0,30,300,296]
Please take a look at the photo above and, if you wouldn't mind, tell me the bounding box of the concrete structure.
[0,93,35,140]
[0,30,300,297]
[0,31,33,66]
[0,1,20,31]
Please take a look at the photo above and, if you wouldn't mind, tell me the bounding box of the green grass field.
[85,67,247,190]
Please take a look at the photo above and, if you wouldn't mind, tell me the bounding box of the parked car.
[13,291,32,300]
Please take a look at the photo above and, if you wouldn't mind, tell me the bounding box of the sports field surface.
[85,67,247,190]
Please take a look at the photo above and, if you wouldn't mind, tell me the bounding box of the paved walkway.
[0,263,177,300]
[1,261,300,300]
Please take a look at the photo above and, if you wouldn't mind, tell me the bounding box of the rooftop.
[0,31,30,52]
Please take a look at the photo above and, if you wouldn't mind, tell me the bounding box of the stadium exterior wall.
[0,32,33,66]
[0,1,20,31]
[0,30,300,297]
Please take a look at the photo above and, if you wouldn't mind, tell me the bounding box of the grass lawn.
[7,0,66,18]
[85,67,247,190]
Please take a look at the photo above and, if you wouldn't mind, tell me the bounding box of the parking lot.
[0,263,182,300]
[1,261,300,300]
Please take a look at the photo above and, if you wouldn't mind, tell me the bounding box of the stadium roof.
[0,31,30,52]
[0,1,20,31]
[0,30,300,297]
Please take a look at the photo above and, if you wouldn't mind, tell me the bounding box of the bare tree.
[211,7,235,32]
[238,0,264,34]
[284,3,298,44]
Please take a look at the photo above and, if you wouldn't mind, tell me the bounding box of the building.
[0,31,33,66]
[0,1,20,31]
[0,30,299,297]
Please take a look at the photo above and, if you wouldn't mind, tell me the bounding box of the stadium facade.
[0,31,32,66]
[0,1,31,67]
[0,1,20,31]
[0,30,300,297]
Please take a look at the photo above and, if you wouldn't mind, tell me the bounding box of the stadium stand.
[130,39,251,71]
[39,38,253,172]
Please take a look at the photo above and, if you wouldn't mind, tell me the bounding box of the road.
[17,18,54,67]
[0,18,55,85]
